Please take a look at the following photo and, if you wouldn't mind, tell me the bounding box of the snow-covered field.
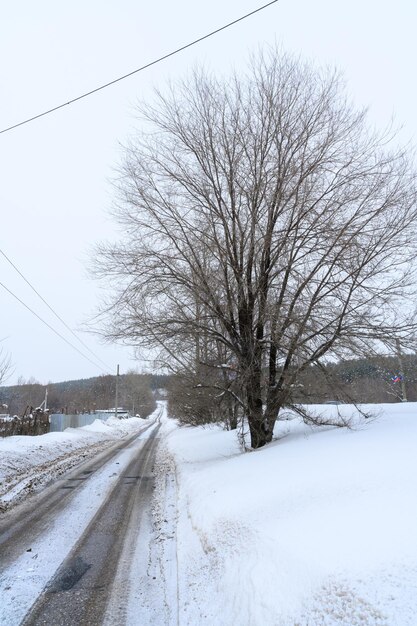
[158,402,417,625]
[1,402,416,625]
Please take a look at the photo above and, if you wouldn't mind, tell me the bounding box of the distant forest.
[166,354,417,427]
[0,373,170,417]
[294,354,417,404]
[1,353,416,419]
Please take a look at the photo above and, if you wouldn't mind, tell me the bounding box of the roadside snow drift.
[0,416,147,511]
[162,403,417,626]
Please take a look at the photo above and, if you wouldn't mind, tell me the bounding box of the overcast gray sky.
[1,0,416,385]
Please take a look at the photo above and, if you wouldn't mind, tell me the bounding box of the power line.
[0,279,109,374]
[0,248,112,370]
[0,1,278,135]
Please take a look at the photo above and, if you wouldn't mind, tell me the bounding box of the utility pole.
[39,388,48,412]
[115,364,120,417]
[395,339,408,402]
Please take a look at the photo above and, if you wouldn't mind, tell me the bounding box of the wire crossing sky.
[0,0,278,135]
[0,249,111,370]
[1,0,415,384]
[0,279,109,374]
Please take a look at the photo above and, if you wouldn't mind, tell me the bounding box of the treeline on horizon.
[1,353,416,419]
[0,372,170,417]
[167,353,417,427]
[294,353,417,403]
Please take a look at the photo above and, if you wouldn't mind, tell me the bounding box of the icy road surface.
[0,404,175,625]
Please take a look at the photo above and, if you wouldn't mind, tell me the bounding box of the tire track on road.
[21,420,161,626]
[0,416,158,569]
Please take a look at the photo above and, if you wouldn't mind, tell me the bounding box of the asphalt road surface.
[0,411,162,626]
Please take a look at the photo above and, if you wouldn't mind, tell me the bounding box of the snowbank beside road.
[0,416,146,511]
[164,403,417,625]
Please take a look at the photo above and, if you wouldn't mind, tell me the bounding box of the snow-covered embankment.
[159,403,417,625]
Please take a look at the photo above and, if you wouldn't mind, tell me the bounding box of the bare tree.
[95,49,417,448]
[121,370,156,417]
[0,349,12,387]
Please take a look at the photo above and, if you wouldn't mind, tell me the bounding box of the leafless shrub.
[0,410,49,438]
[0,348,12,387]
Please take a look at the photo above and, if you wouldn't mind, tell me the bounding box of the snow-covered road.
[0,405,165,625]
[2,401,417,625]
